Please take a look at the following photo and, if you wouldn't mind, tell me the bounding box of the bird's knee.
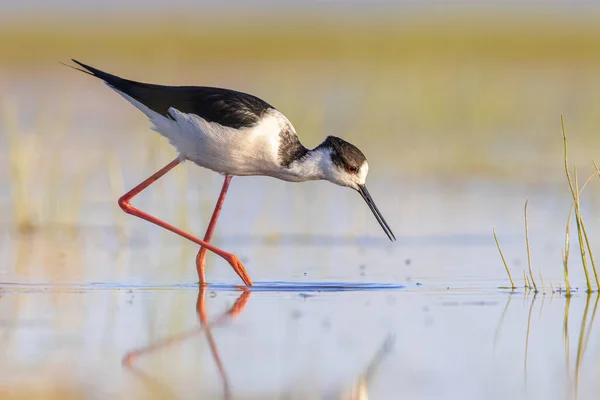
[118,196,132,213]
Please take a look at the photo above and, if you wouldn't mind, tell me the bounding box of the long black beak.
[358,185,396,242]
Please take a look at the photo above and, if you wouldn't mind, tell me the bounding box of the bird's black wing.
[71,60,274,129]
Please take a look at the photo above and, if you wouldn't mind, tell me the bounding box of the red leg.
[118,158,253,286]
[196,175,233,285]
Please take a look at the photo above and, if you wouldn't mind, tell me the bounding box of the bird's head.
[316,136,396,241]
[318,136,369,189]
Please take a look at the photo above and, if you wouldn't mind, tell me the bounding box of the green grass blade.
[524,199,538,292]
[493,228,515,289]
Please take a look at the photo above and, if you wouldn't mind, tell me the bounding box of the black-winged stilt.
[70,60,395,287]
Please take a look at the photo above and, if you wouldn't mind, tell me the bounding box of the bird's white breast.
[164,108,286,176]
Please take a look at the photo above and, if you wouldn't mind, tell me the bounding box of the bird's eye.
[346,165,358,174]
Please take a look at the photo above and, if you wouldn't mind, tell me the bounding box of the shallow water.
[1,284,598,399]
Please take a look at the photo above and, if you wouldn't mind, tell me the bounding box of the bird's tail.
[66,59,184,148]
[66,59,126,89]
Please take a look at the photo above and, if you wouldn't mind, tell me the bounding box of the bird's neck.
[285,146,331,182]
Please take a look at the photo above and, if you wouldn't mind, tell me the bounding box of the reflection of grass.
[563,294,572,393]
[498,292,598,399]
[523,293,536,385]
[574,293,592,399]
[583,295,599,356]
[493,292,512,351]
[343,334,395,400]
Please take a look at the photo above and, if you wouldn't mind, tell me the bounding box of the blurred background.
[2,2,600,399]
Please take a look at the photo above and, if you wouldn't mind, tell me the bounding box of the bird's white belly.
[153,108,284,176]
[183,128,278,175]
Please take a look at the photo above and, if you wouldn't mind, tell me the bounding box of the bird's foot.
[225,254,253,286]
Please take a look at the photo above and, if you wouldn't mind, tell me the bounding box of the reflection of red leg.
[124,288,250,365]
[196,286,251,324]
[122,323,201,366]
[124,287,251,400]
[118,160,252,286]
[196,175,233,285]
[197,286,230,398]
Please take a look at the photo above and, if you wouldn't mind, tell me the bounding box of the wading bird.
[70,60,395,287]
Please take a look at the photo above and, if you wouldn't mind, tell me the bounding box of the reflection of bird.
[70,60,395,286]
[123,287,395,400]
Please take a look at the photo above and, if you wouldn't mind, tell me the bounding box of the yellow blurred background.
[2,3,600,249]
[3,6,600,179]
[3,2,600,237]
